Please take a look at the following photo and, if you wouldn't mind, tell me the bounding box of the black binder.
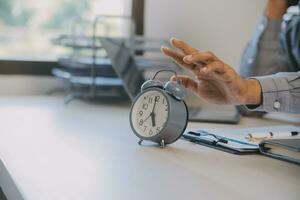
[259,139,300,165]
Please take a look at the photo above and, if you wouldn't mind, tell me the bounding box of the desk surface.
[0,96,299,200]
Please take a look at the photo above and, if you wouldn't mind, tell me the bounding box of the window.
[0,0,132,61]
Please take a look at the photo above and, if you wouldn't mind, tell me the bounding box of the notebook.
[259,138,300,165]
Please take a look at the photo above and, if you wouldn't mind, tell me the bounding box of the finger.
[161,46,196,69]
[171,75,198,93]
[196,61,228,81]
[203,61,226,74]
[161,46,184,59]
[170,37,197,55]
[183,51,217,65]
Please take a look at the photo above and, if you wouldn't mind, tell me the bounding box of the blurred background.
[0,0,266,95]
[0,0,131,60]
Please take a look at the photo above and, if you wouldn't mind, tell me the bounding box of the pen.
[246,131,299,142]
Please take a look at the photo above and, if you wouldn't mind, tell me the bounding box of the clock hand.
[151,97,158,113]
[150,97,158,127]
[151,113,156,127]
[143,114,152,124]
[142,97,159,125]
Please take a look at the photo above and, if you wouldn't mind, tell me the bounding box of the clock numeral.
[155,96,160,102]
[143,126,147,132]
[149,130,153,136]
[148,98,153,104]
[139,119,144,126]
[142,103,148,110]
[139,110,143,117]
[162,98,165,104]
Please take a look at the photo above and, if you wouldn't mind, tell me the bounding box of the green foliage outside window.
[0,0,90,28]
[0,0,32,26]
[43,0,90,28]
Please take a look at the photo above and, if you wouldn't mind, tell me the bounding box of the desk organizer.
[50,15,173,104]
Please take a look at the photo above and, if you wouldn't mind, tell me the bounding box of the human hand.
[161,38,262,105]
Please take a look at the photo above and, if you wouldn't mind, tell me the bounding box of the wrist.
[244,79,262,105]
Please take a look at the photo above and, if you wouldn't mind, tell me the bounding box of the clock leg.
[138,139,143,145]
[160,140,165,148]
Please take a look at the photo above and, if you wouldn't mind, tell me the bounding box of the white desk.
[0,96,299,200]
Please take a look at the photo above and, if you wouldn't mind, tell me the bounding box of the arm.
[265,0,288,18]
[161,38,300,113]
[239,0,300,113]
[249,72,300,113]
[239,0,291,78]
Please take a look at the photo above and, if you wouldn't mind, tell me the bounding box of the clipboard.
[182,131,260,155]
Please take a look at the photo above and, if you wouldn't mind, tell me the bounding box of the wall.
[144,0,267,68]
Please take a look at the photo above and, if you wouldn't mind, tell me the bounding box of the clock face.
[131,89,169,138]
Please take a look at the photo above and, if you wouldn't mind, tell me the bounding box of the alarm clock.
[129,70,189,148]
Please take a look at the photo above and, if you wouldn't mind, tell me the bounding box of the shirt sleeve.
[239,15,300,114]
[239,16,291,77]
[247,72,300,113]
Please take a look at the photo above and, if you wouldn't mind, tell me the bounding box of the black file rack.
[50,15,131,104]
[50,15,173,104]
